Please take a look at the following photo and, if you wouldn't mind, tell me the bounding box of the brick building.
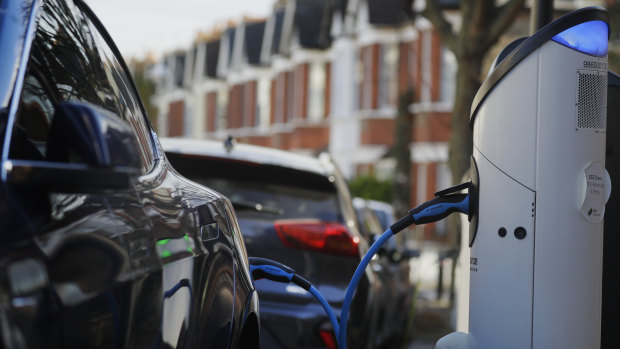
[150,0,540,242]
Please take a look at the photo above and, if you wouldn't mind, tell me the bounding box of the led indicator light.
[552,20,608,57]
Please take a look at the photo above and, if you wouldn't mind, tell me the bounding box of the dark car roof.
[161,137,334,177]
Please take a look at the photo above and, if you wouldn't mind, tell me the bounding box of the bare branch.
[421,2,458,54]
[479,0,526,53]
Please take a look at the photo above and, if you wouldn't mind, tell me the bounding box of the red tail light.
[318,328,337,349]
[274,219,360,257]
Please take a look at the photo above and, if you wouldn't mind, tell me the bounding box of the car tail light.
[318,320,337,349]
[274,219,360,257]
[318,329,337,349]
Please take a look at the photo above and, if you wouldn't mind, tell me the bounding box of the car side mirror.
[46,102,141,168]
[7,102,142,192]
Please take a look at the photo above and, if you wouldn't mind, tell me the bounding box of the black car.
[0,0,259,347]
[163,138,389,349]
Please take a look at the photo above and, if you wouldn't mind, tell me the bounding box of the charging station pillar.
[439,7,611,349]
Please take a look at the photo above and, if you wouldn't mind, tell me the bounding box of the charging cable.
[337,188,471,348]
[248,257,340,339]
[248,182,474,348]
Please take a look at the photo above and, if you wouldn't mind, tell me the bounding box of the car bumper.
[258,298,340,349]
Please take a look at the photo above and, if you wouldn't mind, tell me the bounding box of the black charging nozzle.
[248,257,312,290]
[389,181,477,234]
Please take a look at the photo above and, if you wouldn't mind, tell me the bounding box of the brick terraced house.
[150,0,560,243]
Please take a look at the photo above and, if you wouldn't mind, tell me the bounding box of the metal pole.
[530,0,554,34]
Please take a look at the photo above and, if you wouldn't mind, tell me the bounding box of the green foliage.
[349,174,393,203]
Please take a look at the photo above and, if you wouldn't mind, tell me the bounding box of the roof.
[160,138,334,176]
[294,0,332,49]
[225,27,236,66]
[245,21,266,64]
[173,52,185,87]
[204,40,220,78]
[334,0,348,20]
[367,0,414,26]
[271,9,286,55]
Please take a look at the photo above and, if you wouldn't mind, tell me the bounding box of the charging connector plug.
[390,181,473,234]
[248,257,339,339]
[249,257,311,290]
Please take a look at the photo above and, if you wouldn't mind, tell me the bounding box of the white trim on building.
[410,142,449,163]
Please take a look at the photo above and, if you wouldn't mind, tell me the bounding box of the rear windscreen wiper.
[230,199,284,215]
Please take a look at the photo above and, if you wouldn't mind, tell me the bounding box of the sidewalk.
[404,296,452,349]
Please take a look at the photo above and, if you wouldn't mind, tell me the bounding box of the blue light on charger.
[552,20,608,57]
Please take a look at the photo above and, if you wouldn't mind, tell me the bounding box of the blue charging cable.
[337,192,470,348]
[249,182,473,348]
[248,257,340,339]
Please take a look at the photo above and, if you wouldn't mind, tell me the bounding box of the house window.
[216,88,228,131]
[378,43,398,108]
[257,77,271,127]
[360,46,374,110]
[308,61,326,122]
[274,72,287,124]
[421,30,432,103]
[173,53,185,88]
[440,45,457,104]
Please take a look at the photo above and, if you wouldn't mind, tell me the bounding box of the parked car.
[365,199,397,233]
[162,137,389,349]
[0,0,259,347]
[352,198,416,348]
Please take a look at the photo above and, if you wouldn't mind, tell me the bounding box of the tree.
[607,1,620,72]
[423,0,526,183]
[349,174,393,203]
[422,0,526,308]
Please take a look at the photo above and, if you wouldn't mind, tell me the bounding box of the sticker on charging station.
[580,162,611,223]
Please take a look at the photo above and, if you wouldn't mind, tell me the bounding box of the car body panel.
[0,0,258,347]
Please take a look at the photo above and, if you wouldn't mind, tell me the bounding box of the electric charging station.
[247,9,613,349]
[438,7,611,349]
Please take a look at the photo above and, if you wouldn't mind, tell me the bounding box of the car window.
[166,153,344,222]
[82,5,155,169]
[8,0,153,172]
[203,178,342,221]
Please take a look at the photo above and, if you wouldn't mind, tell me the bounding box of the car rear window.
[167,153,343,221]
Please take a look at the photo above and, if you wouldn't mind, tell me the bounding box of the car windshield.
[166,153,343,222]
[193,177,341,221]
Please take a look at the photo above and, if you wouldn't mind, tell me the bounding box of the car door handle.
[200,223,219,243]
